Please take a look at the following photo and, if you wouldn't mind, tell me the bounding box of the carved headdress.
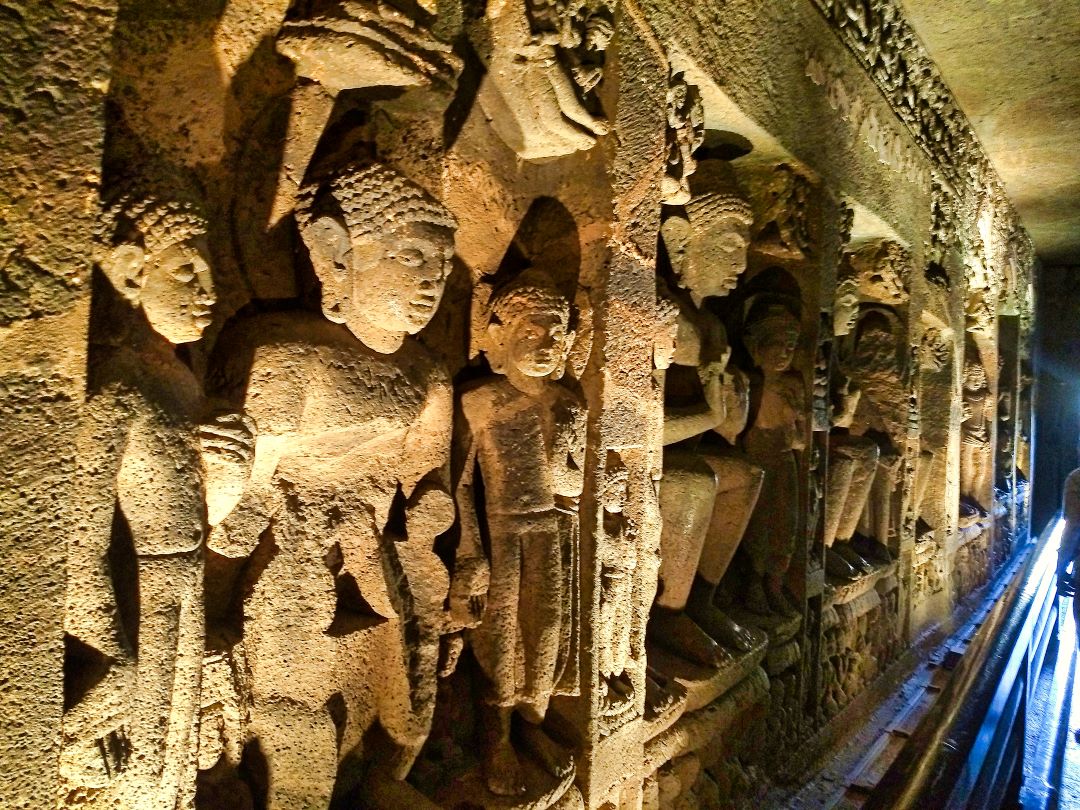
[296,161,456,238]
[97,189,208,256]
[683,158,753,226]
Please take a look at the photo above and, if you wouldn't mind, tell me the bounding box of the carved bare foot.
[852,533,892,565]
[644,668,686,721]
[699,607,766,652]
[834,543,874,576]
[600,671,634,716]
[745,578,772,616]
[484,737,527,797]
[647,609,722,668]
[825,547,859,581]
[766,585,799,618]
[519,723,574,780]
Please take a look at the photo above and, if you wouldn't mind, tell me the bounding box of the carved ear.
[304,215,352,322]
[304,215,351,272]
[660,214,691,277]
[100,243,147,304]
[485,320,506,373]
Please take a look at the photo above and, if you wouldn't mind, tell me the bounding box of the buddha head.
[744,302,800,374]
[661,159,753,307]
[298,162,456,353]
[99,194,215,345]
[486,272,573,381]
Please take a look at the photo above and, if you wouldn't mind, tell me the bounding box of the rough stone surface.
[0,1,1040,808]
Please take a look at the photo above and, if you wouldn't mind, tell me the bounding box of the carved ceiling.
[901,0,1080,266]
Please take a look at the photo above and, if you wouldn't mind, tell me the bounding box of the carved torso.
[459,377,585,516]
[209,311,451,532]
[90,340,206,557]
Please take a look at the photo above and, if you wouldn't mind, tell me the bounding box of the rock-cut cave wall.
[0,1,1035,808]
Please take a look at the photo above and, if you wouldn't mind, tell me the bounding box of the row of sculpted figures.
[56,3,926,808]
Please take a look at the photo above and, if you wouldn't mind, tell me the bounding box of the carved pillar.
[570,6,668,806]
[0,2,117,804]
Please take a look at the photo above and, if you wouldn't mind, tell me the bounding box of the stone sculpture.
[451,272,584,796]
[960,358,993,523]
[475,0,611,159]
[740,300,807,616]
[662,71,705,206]
[651,158,766,658]
[830,311,909,568]
[202,161,457,806]
[62,189,214,808]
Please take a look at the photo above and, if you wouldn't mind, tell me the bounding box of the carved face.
[310,218,454,340]
[103,235,215,345]
[505,309,571,377]
[685,214,751,299]
[747,316,799,373]
[833,281,860,336]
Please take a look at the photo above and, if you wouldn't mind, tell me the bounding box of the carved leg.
[482,705,526,797]
[518,527,564,725]
[833,439,880,545]
[823,446,857,549]
[656,460,717,613]
[250,698,338,810]
[130,552,203,808]
[689,456,766,651]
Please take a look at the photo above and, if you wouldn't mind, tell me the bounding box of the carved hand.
[405,480,455,541]
[199,411,256,528]
[449,556,490,629]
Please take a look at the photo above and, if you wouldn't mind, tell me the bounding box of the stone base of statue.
[643,632,767,741]
[426,744,578,810]
[642,666,770,781]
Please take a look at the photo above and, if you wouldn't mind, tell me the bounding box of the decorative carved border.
[809,0,1035,300]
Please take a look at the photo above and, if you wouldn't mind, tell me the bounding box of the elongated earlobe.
[101,243,147,304]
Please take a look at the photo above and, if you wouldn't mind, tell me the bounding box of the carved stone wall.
[0,0,1036,808]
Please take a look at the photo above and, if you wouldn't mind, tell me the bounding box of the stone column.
[0,1,116,805]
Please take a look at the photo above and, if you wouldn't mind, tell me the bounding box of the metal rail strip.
[863,515,1063,810]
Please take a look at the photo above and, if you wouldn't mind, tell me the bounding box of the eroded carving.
[451,272,584,798]
[203,161,457,805]
[62,187,214,807]
[474,0,612,159]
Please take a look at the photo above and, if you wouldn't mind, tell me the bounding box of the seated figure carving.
[202,161,457,807]
[649,158,766,663]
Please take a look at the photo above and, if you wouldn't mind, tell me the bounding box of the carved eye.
[394,248,425,268]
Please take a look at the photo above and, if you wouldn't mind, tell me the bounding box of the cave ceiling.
[901,0,1080,266]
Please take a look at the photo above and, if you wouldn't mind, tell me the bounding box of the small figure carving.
[63,189,214,807]
[754,164,815,260]
[475,0,611,159]
[597,453,638,718]
[451,272,584,797]
[662,71,705,205]
[650,158,766,660]
[959,358,993,525]
[204,161,457,805]
[741,300,807,615]
[847,240,911,306]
